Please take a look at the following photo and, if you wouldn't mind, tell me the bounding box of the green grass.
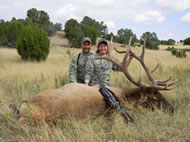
[0,47,190,141]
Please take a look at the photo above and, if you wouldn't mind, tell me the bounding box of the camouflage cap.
[97,38,108,47]
[81,37,92,44]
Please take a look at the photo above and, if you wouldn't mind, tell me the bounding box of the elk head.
[96,36,177,113]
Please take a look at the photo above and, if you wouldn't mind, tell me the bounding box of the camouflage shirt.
[84,54,121,86]
[69,52,93,83]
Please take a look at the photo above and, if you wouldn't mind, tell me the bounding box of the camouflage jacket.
[84,53,121,86]
[69,52,93,83]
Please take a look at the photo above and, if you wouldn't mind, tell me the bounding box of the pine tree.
[16,25,50,61]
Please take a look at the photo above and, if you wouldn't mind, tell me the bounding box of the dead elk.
[11,36,176,125]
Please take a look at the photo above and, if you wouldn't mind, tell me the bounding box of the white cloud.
[0,6,10,9]
[156,0,190,11]
[168,33,174,37]
[180,12,190,23]
[133,10,165,24]
[73,0,148,8]
[56,3,79,23]
[105,21,116,29]
[77,0,115,7]
[185,33,190,37]
[14,1,26,7]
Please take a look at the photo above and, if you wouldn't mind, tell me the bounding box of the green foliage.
[81,24,98,45]
[0,8,61,48]
[0,19,25,47]
[141,32,160,50]
[64,19,83,48]
[167,46,187,58]
[161,39,176,45]
[26,8,50,25]
[105,32,116,41]
[43,22,62,36]
[7,18,25,48]
[26,8,62,36]
[68,25,84,48]
[64,19,79,38]
[184,37,190,45]
[16,25,50,61]
[115,28,137,46]
[64,17,99,48]
[81,16,108,37]
[0,20,8,46]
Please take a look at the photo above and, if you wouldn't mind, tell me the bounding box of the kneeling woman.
[84,39,121,86]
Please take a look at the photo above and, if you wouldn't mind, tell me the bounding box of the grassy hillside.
[0,33,190,141]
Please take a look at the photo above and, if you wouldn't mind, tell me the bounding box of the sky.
[0,0,190,41]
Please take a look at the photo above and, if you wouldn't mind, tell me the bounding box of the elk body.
[15,36,176,124]
[18,83,174,124]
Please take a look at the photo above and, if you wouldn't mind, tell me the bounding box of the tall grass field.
[0,40,190,141]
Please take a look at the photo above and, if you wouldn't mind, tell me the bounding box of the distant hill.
[49,31,139,50]
[49,31,69,48]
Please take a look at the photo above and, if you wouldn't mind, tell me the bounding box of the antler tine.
[140,34,147,60]
[156,79,178,90]
[157,78,178,86]
[114,47,126,53]
[151,60,160,73]
[108,36,113,57]
[137,67,143,85]
[122,36,132,68]
[157,76,172,84]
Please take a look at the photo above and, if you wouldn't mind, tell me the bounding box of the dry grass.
[0,32,190,141]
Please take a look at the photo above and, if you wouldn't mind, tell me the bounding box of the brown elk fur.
[18,83,174,124]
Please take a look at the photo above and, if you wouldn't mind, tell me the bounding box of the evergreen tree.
[81,16,108,37]
[141,32,160,50]
[16,24,50,61]
[67,25,84,48]
[81,24,98,45]
[116,28,137,46]
[184,37,190,45]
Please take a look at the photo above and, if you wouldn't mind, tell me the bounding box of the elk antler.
[96,36,177,90]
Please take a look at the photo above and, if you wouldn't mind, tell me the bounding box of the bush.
[16,25,50,61]
[175,49,187,58]
[184,37,190,45]
[167,47,187,58]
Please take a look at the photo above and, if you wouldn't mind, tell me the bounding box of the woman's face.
[98,43,108,55]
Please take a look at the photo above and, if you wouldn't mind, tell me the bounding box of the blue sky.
[0,0,190,41]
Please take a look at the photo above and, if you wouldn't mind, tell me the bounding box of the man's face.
[82,41,91,54]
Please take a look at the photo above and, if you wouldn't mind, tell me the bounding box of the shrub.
[167,47,187,58]
[184,37,190,45]
[175,49,187,58]
[16,25,50,61]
